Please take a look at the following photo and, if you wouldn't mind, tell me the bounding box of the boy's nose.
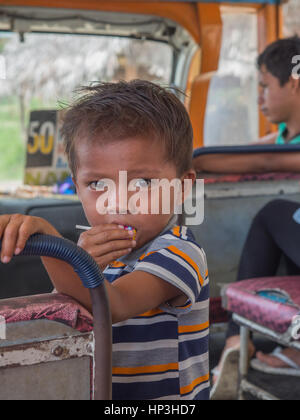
[115,188,129,215]
[95,185,127,216]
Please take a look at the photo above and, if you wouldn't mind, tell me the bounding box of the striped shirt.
[103,216,210,400]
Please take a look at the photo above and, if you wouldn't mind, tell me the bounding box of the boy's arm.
[42,224,185,323]
[193,151,300,174]
[193,132,281,174]
[193,153,267,174]
[42,256,185,323]
[0,214,185,323]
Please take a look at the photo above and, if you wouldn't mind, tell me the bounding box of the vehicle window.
[0,33,173,189]
[204,10,259,146]
[283,0,300,37]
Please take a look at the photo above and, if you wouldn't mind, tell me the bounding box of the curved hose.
[11,233,105,288]
[0,233,112,400]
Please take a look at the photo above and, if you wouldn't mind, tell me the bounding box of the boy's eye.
[133,179,152,189]
[88,180,108,191]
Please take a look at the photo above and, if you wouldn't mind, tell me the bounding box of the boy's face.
[258,65,296,124]
[73,136,195,249]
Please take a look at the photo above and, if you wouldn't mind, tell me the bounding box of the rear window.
[204,0,300,148]
[204,10,259,146]
[0,33,173,188]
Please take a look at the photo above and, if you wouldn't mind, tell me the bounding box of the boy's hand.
[77,224,136,271]
[0,214,61,264]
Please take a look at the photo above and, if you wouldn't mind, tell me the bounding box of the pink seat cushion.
[0,293,93,333]
[225,276,300,335]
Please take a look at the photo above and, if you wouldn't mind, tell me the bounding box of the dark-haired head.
[257,36,300,86]
[61,80,194,179]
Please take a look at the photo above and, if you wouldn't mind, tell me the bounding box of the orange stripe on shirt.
[180,373,210,395]
[167,245,204,286]
[138,308,164,317]
[180,302,192,310]
[139,250,157,262]
[178,321,209,334]
[109,261,127,268]
[112,362,178,376]
[172,226,181,237]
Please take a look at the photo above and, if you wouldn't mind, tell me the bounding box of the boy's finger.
[15,218,37,255]
[0,215,12,237]
[78,228,134,249]
[87,239,136,258]
[1,217,24,262]
[90,228,135,245]
[86,224,124,236]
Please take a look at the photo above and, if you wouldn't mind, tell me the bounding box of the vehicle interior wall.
[1,1,299,304]
[186,181,300,298]
[0,198,88,298]
[189,0,300,298]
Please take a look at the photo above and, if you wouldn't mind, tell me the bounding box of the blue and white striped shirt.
[103,216,210,400]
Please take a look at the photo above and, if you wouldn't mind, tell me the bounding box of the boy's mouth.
[120,225,137,240]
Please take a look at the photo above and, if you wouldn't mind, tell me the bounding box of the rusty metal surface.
[0,333,93,368]
[0,318,94,400]
[0,319,83,345]
[0,357,91,400]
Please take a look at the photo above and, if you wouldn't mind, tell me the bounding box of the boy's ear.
[177,169,196,206]
[290,75,300,93]
[182,169,197,184]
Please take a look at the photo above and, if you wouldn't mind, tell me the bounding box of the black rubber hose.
[0,233,112,400]
[193,144,300,158]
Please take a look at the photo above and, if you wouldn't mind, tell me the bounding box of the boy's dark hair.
[257,36,300,86]
[61,80,194,178]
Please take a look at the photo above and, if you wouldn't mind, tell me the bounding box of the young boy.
[194,36,300,174]
[0,80,210,400]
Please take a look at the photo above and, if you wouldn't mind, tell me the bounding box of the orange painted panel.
[189,3,222,147]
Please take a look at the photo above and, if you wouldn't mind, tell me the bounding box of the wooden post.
[188,3,223,148]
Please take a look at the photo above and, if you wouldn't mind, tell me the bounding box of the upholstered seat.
[223,276,300,337]
[0,293,93,333]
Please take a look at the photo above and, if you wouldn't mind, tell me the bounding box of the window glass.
[0,33,173,187]
[283,0,300,36]
[204,11,259,146]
